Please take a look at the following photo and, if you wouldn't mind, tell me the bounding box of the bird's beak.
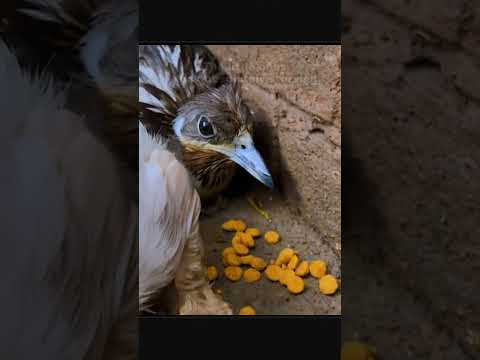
[218,133,273,188]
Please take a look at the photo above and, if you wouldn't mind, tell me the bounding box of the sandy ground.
[201,188,341,315]
[199,45,341,315]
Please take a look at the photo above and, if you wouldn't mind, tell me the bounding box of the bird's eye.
[198,116,215,138]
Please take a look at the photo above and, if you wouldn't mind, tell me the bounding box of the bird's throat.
[181,145,236,200]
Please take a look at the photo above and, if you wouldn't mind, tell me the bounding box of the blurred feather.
[0,40,137,359]
[79,0,138,170]
[13,0,138,171]
[1,0,138,356]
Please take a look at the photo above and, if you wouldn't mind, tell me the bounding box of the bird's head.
[172,80,273,189]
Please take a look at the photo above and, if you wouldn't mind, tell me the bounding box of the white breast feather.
[139,122,201,309]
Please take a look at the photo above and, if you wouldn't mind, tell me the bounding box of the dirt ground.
[342,0,480,358]
[199,45,341,315]
[201,191,341,315]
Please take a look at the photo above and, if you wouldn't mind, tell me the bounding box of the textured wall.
[209,45,342,251]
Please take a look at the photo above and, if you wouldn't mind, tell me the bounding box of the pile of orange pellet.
[206,219,339,315]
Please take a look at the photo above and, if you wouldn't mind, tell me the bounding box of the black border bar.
[140,0,341,43]
[140,316,341,358]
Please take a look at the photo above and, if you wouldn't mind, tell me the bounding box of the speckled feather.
[139,45,255,199]
[139,45,229,135]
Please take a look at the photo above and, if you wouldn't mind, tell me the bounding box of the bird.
[139,121,232,315]
[139,45,274,201]
[0,39,138,359]
[1,0,139,358]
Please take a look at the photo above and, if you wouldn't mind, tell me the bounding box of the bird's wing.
[139,121,202,310]
[17,0,137,88]
[18,0,138,97]
[79,0,138,94]
[19,0,139,171]
[17,0,98,49]
[139,45,230,135]
[0,40,137,359]
[78,0,139,169]
[20,0,94,24]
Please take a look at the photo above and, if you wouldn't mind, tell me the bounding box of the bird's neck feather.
[181,144,236,199]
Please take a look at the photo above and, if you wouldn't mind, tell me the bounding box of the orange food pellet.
[310,260,327,278]
[264,230,280,244]
[222,247,236,257]
[341,341,376,360]
[222,256,229,267]
[232,236,242,246]
[265,264,283,281]
[237,232,255,248]
[287,254,300,270]
[240,255,254,265]
[206,266,218,281]
[232,236,249,255]
[232,232,242,242]
[295,261,310,277]
[276,248,295,265]
[245,227,261,237]
[222,219,247,232]
[250,257,267,271]
[243,268,262,283]
[286,275,305,294]
[279,269,296,286]
[222,220,238,231]
[239,306,256,315]
[224,252,241,266]
[319,275,338,295]
[234,220,247,232]
[222,247,239,266]
[224,266,243,281]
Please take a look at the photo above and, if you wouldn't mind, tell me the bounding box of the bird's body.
[139,122,198,307]
[0,40,138,359]
[139,121,232,314]
[139,45,273,200]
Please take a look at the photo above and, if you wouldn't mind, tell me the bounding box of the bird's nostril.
[240,144,246,150]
